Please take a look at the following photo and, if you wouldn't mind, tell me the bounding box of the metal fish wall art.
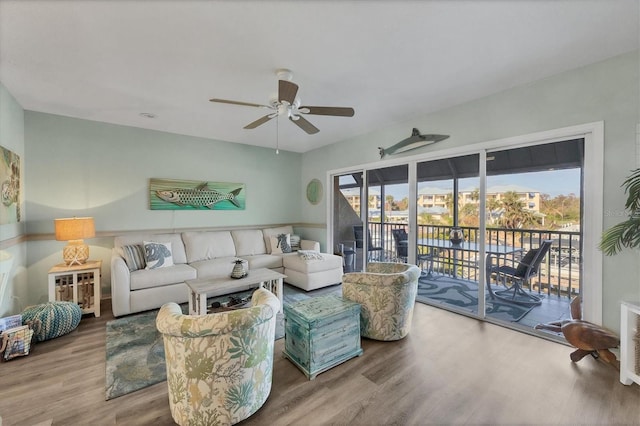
[150,179,245,210]
[378,128,449,158]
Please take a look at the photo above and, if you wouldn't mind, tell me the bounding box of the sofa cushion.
[130,264,197,291]
[262,226,294,254]
[182,231,236,263]
[114,233,187,264]
[232,230,267,256]
[241,254,283,270]
[283,252,343,273]
[189,257,238,279]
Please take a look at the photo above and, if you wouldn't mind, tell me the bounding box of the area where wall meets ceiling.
[0,1,638,153]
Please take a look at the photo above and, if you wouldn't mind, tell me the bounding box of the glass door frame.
[328,121,603,323]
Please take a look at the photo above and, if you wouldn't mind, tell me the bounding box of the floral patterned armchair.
[156,288,280,426]
[342,262,420,341]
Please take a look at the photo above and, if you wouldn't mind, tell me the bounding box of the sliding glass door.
[414,154,481,316]
[484,139,584,328]
[366,164,409,265]
[330,136,586,336]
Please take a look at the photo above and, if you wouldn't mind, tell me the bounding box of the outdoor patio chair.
[391,229,433,275]
[353,225,384,261]
[490,239,553,306]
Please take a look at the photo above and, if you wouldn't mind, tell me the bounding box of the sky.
[382,168,581,199]
[486,169,581,197]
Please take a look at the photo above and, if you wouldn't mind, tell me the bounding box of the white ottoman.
[283,253,344,291]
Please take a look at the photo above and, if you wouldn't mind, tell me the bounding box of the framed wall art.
[150,178,245,210]
[0,145,20,225]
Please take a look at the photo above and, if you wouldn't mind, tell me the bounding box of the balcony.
[364,221,579,334]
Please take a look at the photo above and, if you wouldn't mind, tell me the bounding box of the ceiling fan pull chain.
[275,114,279,155]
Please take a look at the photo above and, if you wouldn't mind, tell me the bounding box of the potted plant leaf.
[599,168,640,255]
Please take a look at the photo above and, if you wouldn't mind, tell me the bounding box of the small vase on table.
[231,259,247,279]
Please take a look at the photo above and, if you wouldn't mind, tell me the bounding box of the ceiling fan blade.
[279,80,298,105]
[289,115,319,134]
[210,98,270,108]
[244,114,274,129]
[299,106,355,117]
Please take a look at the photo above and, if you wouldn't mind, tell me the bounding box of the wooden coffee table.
[185,268,285,315]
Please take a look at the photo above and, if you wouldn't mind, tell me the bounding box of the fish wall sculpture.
[378,128,449,158]
[150,178,245,210]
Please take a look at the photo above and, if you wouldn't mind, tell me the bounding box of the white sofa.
[110,225,343,316]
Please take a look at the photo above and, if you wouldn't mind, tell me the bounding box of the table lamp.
[54,217,95,266]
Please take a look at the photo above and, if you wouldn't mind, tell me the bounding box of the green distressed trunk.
[283,294,363,380]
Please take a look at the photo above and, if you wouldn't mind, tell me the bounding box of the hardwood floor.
[1,299,638,425]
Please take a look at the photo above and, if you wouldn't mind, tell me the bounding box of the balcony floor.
[416,273,573,335]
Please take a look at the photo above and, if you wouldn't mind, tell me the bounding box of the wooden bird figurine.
[534,296,620,370]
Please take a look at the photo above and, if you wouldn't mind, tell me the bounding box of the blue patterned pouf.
[21,301,82,342]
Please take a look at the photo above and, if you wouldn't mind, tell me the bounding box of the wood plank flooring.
[0,299,638,425]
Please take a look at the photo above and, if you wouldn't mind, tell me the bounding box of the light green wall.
[25,112,302,233]
[301,50,640,331]
[0,82,27,316]
[22,112,302,306]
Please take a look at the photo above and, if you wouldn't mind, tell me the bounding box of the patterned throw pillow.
[289,234,301,251]
[270,234,292,254]
[144,241,174,269]
[121,244,146,271]
[21,301,82,342]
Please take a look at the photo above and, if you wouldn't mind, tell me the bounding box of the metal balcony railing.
[367,221,581,299]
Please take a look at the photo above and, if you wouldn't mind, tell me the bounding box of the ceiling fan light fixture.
[209,68,355,135]
[276,104,287,116]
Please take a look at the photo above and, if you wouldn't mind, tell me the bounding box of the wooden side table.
[48,260,101,317]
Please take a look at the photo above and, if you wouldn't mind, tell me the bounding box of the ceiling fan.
[209,69,355,135]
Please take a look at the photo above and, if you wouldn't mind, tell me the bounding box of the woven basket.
[1,325,34,361]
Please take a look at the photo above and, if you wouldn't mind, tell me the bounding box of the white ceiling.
[1,1,638,153]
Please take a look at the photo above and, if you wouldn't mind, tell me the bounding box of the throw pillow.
[120,244,146,271]
[270,234,292,254]
[289,234,301,251]
[298,250,324,261]
[279,234,292,253]
[144,241,174,269]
